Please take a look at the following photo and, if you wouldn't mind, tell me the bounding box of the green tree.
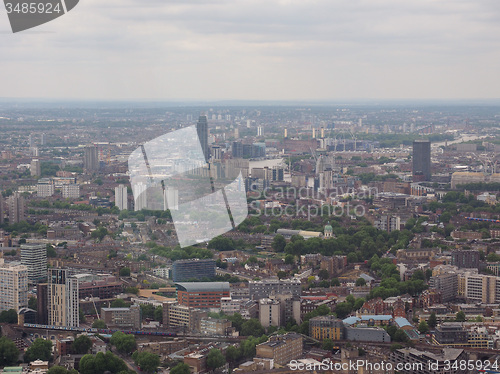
[284,254,295,265]
[79,309,86,324]
[110,332,136,354]
[207,236,235,251]
[46,244,57,258]
[110,299,128,308]
[170,363,191,374]
[277,271,287,279]
[225,345,241,365]
[271,235,287,252]
[241,319,265,337]
[125,287,139,295]
[132,351,160,374]
[0,309,18,323]
[73,335,92,354]
[411,270,425,281]
[78,352,128,374]
[154,306,163,323]
[347,252,358,263]
[141,304,155,320]
[119,267,131,276]
[427,312,437,328]
[240,336,268,358]
[92,320,107,329]
[0,337,19,366]
[355,277,366,286]
[318,269,330,280]
[91,226,109,241]
[425,268,433,281]
[353,298,365,311]
[418,321,429,334]
[455,311,466,322]
[487,253,500,262]
[24,338,52,362]
[331,278,340,287]
[28,296,37,310]
[393,330,409,343]
[386,325,397,339]
[47,366,76,374]
[334,302,352,319]
[227,313,244,332]
[206,349,225,371]
[322,338,334,351]
[440,212,452,223]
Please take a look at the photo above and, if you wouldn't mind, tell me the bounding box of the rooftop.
[343,315,393,325]
[395,317,412,328]
[176,282,230,292]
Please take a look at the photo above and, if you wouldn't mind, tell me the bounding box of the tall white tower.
[114,184,128,210]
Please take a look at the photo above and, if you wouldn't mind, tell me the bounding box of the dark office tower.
[172,259,216,282]
[232,141,243,158]
[412,140,431,181]
[451,250,480,269]
[36,283,48,325]
[83,145,99,172]
[196,115,209,162]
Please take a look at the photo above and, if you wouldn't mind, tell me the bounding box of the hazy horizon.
[2,0,500,101]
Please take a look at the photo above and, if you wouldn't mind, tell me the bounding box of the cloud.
[0,0,499,99]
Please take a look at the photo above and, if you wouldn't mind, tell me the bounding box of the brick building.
[176,282,230,309]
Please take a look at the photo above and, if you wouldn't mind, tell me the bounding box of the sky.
[1,0,500,101]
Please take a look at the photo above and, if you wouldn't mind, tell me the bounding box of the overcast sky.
[1,0,500,101]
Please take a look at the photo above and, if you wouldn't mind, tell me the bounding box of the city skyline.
[1,0,500,101]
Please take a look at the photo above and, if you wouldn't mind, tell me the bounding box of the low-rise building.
[249,279,301,301]
[37,179,54,197]
[176,282,230,309]
[433,323,468,346]
[429,273,458,302]
[309,315,343,341]
[200,317,234,336]
[256,333,303,366]
[390,347,468,374]
[101,305,141,330]
[344,326,391,343]
[62,184,80,199]
[138,339,189,356]
[163,301,207,333]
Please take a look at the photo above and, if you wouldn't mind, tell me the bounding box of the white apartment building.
[0,259,28,312]
[221,297,242,315]
[464,274,499,304]
[20,243,47,283]
[62,184,80,199]
[114,184,128,210]
[259,298,281,328]
[37,179,55,197]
